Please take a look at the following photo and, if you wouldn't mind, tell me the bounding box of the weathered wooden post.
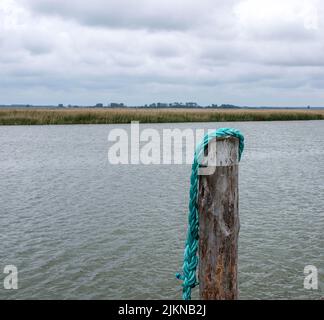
[198,136,239,300]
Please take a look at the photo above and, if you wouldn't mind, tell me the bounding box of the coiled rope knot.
[176,128,244,300]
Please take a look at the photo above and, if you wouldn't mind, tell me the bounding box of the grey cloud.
[19,0,218,31]
[1,0,324,106]
[22,36,53,55]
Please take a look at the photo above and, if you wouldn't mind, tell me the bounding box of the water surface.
[0,121,323,299]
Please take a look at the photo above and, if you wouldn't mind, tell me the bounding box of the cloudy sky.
[0,0,323,106]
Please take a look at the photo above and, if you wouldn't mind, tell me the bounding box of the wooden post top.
[199,136,239,172]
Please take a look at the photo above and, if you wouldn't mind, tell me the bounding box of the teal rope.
[176,128,244,300]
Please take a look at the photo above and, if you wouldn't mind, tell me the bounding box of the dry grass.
[0,108,323,125]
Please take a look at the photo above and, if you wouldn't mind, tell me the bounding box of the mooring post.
[198,136,239,300]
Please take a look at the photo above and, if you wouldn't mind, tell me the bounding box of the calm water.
[0,121,323,300]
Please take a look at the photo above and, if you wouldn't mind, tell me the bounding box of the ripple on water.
[0,121,323,299]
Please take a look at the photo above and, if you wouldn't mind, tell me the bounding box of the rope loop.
[176,128,244,300]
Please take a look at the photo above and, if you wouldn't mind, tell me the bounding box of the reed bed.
[0,108,323,125]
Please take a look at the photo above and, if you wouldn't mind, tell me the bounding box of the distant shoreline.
[0,108,323,125]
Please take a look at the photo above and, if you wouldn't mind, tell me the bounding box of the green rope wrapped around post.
[176,128,244,300]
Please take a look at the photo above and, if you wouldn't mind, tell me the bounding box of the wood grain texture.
[198,136,239,300]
